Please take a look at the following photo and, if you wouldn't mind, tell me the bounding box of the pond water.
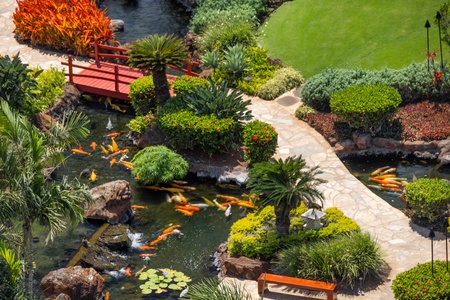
[341,154,450,210]
[32,103,248,299]
[99,0,191,44]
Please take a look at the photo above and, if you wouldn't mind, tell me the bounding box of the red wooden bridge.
[62,41,200,101]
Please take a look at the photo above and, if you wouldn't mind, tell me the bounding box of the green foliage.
[0,53,41,116]
[256,67,304,100]
[129,75,158,115]
[33,67,66,113]
[137,268,191,295]
[184,80,252,123]
[0,240,21,286]
[131,145,188,185]
[295,104,316,120]
[301,61,450,112]
[200,51,220,70]
[172,76,210,95]
[189,0,266,34]
[126,114,154,134]
[186,277,252,300]
[197,18,257,53]
[404,178,450,223]
[392,260,450,299]
[228,204,359,258]
[439,1,450,48]
[221,44,250,78]
[242,120,278,163]
[275,231,383,288]
[157,110,241,156]
[330,84,401,135]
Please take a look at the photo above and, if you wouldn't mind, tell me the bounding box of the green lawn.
[258,0,449,78]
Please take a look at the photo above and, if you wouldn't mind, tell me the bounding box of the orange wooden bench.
[257,273,338,300]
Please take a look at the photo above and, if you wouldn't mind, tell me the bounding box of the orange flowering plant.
[242,120,278,164]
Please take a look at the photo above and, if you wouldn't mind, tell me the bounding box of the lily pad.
[159,283,168,288]
[168,283,182,290]
[177,281,187,287]
[138,273,148,280]
[141,289,152,295]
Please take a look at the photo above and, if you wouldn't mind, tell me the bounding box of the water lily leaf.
[155,288,167,294]
[174,272,185,277]
[139,284,148,289]
[177,281,187,287]
[182,276,192,282]
[138,273,148,280]
[149,284,159,290]
[159,275,165,280]
[159,283,168,288]
[147,269,157,274]
[173,277,184,282]
[141,288,152,294]
[168,283,182,290]
[164,278,172,283]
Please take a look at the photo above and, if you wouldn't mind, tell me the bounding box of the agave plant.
[138,268,191,295]
[221,44,250,77]
[200,50,220,70]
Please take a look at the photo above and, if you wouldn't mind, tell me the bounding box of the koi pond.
[32,104,247,299]
[341,154,450,209]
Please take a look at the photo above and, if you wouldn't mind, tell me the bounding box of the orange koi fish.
[71,148,91,156]
[142,185,162,191]
[213,199,227,212]
[120,161,133,169]
[110,158,117,167]
[175,208,194,216]
[124,267,133,277]
[162,224,181,235]
[380,168,397,175]
[371,174,396,180]
[149,233,169,245]
[175,205,200,212]
[169,182,196,191]
[160,187,185,193]
[100,145,109,154]
[105,291,110,300]
[140,245,158,251]
[170,180,188,185]
[104,132,121,138]
[139,253,156,258]
[370,166,390,176]
[104,149,129,159]
[90,142,98,150]
[217,194,242,202]
[111,137,119,152]
[106,144,115,152]
[131,205,147,210]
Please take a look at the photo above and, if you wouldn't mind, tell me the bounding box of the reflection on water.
[32,104,248,299]
[341,154,450,209]
[99,0,191,44]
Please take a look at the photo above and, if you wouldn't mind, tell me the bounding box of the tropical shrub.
[131,145,189,185]
[242,120,278,163]
[275,232,383,288]
[126,114,155,134]
[404,178,450,223]
[256,67,304,100]
[13,0,115,56]
[184,80,252,123]
[186,277,252,300]
[330,85,402,135]
[172,76,210,95]
[129,76,158,115]
[197,18,257,53]
[33,67,66,112]
[301,61,450,112]
[228,204,360,259]
[295,104,316,120]
[157,110,241,156]
[392,261,450,299]
[0,240,23,300]
[0,54,41,116]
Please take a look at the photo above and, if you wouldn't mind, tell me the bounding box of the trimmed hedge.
[330,84,401,135]
[242,120,278,164]
[129,75,158,115]
[404,178,450,223]
[172,76,210,95]
[256,67,304,100]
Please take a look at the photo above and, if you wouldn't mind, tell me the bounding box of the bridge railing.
[89,40,200,77]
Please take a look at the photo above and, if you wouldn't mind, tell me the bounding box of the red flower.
[252,135,259,141]
[434,70,444,84]
[426,50,437,62]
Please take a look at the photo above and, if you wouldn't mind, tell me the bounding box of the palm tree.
[247,155,326,237]
[128,34,189,105]
[0,100,92,298]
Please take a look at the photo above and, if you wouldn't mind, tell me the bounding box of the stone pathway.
[1,1,445,299]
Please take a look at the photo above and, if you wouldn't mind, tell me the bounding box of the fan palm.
[128,34,189,105]
[0,100,92,298]
[247,155,326,237]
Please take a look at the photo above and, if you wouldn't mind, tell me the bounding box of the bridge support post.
[114,66,119,91]
[68,55,74,83]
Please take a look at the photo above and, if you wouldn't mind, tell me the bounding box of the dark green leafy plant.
[242,120,278,163]
[172,76,210,95]
[126,114,154,134]
[131,145,189,185]
[184,80,252,123]
[275,231,384,288]
[392,261,450,299]
[186,277,252,300]
[0,53,41,116]
[129,75,158,115]
[330,84,401,135]
[404,178,450,223]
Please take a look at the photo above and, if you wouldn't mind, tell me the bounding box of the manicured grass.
[258,0,449,78]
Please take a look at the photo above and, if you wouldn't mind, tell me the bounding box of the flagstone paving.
[1,1,446,299]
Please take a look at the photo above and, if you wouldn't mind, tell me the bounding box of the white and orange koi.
[370,166,390,176]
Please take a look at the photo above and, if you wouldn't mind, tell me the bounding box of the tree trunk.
[274,207,290,237]
[152,68,171,105]
[23,221,34,299]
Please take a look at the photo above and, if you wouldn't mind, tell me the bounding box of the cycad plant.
[247,155,326,237]
[128,34,189,105]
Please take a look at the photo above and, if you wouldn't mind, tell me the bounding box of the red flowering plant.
[242,120,278,164]
[425,50,446,85]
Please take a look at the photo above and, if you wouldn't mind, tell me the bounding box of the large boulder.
[85,180,133,224]
[79,243,128,272]
[136,122,167,148]
[98,224,133,251]
[40,266,103,300]
[46,84,81,121]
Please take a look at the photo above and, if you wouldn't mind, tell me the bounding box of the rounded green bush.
[404,178,450,223]
[330,84,401,135]
[242,120,278,164]
[129,75,158,115]
[227,204,360,259]
[392,261,450,299]
[295,104,316,120]
[131,145,188,185]
[172,76,210,95]
[256,67,304,100]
